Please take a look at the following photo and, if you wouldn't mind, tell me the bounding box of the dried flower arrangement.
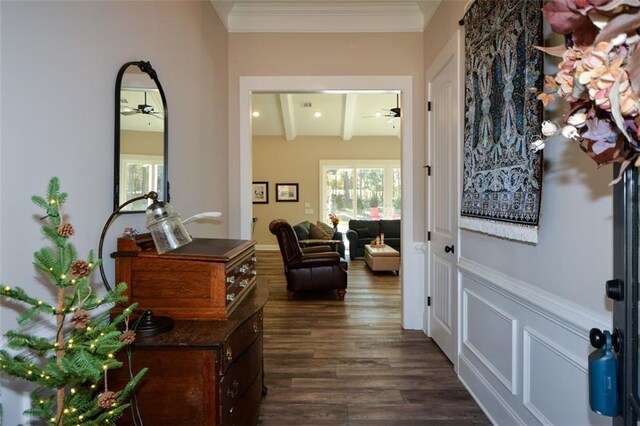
[533,0,640,183]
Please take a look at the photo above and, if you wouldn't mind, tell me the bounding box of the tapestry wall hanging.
[460,0,543,243]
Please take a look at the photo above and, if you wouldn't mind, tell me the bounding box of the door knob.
[606,279,624,301]
[444,245,455,254]
[590,328,621,353]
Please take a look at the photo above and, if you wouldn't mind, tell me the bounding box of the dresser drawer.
[225,252,257,290]
[221,333,262,411]
[222,367,263,426]
[220,309,262,374]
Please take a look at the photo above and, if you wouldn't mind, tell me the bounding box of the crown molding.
[211,1,439,33]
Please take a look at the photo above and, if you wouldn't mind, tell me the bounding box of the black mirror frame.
[114,60,169,212]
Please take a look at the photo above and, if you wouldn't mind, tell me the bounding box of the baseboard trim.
[458,352,524,425]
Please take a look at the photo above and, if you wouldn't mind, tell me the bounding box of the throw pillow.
[316,221,335,238]
[293,221,311,240]
[309,223,334,240]
[353,227,372,239]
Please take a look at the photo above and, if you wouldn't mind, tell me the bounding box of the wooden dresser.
[112,282,268,425]
[110,237,267,425]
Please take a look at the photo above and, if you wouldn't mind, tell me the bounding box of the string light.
[71,388,76,394]
[4,286,10,291]
[60,274,66,279]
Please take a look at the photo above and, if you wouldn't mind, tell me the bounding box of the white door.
[426,30,462,366]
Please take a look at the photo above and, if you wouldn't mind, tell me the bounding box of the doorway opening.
[234,76,423,329]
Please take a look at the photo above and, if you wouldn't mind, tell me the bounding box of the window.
[120,154,164,211]
[320,160,401,230]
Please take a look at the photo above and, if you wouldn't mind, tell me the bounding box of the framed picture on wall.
[276,183,299,202]
[252,181,269,204]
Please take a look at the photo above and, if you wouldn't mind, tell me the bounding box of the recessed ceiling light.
[314,111,322,118]
[252,111,260,117]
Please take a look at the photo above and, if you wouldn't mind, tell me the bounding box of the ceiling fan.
[120,91,163,119]
[364,94,401,124]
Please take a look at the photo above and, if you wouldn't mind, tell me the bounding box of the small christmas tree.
[0,177,146,425]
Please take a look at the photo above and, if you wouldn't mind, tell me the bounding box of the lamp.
[98,191,176,337]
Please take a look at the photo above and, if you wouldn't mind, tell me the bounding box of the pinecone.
[70,260,90,278]
[98,391,116,408]
[119,329,136,344]
[70,309,89,329]
[57,223,75,237]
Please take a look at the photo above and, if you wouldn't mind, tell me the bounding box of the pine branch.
[4,331,55,356]
[115,367,148,404]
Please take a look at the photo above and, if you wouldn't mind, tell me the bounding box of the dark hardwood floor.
[256,250,491,425]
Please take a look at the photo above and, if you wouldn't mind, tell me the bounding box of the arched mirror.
[114,61,168,212]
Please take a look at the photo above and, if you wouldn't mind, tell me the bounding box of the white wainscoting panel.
[523,327,604,426]
[463,289,517,394]
[457,257,611,426]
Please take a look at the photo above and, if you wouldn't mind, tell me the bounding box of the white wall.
[424,2,614,424]
[0,2,227,423]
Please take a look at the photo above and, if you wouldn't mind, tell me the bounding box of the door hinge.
[424,165,431,176]
[427,231,431,241]
[427,296,431,306]
[428,101,432,112]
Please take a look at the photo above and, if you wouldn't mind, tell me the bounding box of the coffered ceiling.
[252,92,402,140]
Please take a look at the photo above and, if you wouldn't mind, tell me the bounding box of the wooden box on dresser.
[112,237,258,320]
[109,237,268,425]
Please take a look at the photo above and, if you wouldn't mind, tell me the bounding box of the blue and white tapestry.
[460,0,543,243]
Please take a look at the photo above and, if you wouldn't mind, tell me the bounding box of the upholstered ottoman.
[364,244,400,274]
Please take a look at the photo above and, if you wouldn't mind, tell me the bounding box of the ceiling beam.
[342,93,357,141]
[279,94,297,141]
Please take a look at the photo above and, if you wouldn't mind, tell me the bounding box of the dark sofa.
[346,219,401,259]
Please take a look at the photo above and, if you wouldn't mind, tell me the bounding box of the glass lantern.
[145,201,192,254]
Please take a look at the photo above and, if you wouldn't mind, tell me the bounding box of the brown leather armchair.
[269,219,348,300]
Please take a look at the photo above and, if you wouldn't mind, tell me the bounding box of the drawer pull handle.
[253,322,259,334]
[225,347,233,362]
[251,270,257,276]
[251,256,257,262]
[226,293,236,302]
[239,279,248,288]
[240,264,249,273]
[226,276,235,284]
[227,380,239,399]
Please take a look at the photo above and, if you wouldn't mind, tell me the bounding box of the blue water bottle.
[588,329,619,417]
